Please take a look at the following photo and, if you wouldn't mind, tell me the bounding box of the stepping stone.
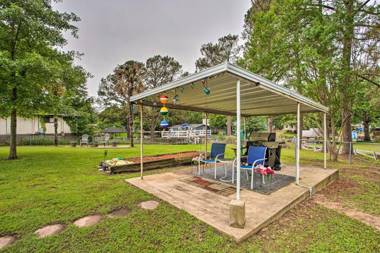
[0,236,16,250]
[139,200,159,210]
[35,224,65,238]
[73,215,102,228]
[107,207,130,218]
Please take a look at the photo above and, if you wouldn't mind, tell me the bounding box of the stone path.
[139,200,159,210]
[74,215,102,228]
[1,202,159,249]
[0,235,16,250]
[313,194,380,231]
[35,224,65,238]
[107,207,130,218]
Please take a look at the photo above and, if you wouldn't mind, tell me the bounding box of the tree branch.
[356,73,380,88]
[355,0,371,14]
[306,3,335,11]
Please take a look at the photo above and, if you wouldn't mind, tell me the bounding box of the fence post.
[349,142,352,164]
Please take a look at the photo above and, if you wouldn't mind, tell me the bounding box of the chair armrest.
[215,153,225,162]
[252,158,267,168]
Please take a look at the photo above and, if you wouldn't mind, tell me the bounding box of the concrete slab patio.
[126,165,338,243]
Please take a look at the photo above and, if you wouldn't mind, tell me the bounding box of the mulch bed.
[106,151,201,174]
[126,151,200,163]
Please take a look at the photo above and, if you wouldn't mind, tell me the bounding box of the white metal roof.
[131,62,328,116]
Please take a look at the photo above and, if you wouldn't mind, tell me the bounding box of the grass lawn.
[0,145,379,252]
[354,142,380,152]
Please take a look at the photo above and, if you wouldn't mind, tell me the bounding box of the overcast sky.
[54,0,251,96]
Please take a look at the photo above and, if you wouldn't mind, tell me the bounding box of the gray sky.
[55,0,251,96]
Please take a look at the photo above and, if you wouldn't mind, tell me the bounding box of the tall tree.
[195,34,240,135]
[144,55,182,139]
[242,0,379,158]
[97,105,126,130]
[195,34,240,72]
[0,0,80,159]
[98,61,145,147]
[44,60,89,146]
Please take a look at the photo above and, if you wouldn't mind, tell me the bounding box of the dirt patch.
[107,207,130,218]
[313,194,380,231]
[320,177,361,199]
[340,167,380,182]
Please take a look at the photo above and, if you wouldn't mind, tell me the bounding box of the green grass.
[0,145,379,252]
[354,142,380,152]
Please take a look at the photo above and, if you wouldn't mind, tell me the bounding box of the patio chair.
[198,143,226,179]
[233,146,267,189]
[103,133,110,146]
[80,134,89,146]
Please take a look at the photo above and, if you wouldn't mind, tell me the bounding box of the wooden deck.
[126,165,338,242]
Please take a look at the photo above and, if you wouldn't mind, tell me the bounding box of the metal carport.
[131,61,329,201]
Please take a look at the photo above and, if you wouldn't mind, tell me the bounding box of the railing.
[161,130,211,139]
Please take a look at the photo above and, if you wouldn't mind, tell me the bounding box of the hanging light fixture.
[159,95,168,104]
[160,106,168,116]
[160,119,169,128]
[202,79,211,95]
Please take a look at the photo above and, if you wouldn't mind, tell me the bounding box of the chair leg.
[251,169,254,189]
[245,170,249,180]
[214,163,217,179]
[232,165,234,183]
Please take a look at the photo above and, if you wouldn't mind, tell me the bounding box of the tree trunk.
[331,118,338,162]
[341,102,353,154]
[340,0,354,155]
[8,106,17,160]
[128,102,134,147]
[363,113,371,142]
[226,116,232,136]
[8,21,21,160]
[267,117,273,132]
[150,126,155,141]
[54,116,58,146]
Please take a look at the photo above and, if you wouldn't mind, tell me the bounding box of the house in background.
[302,128,322,139]
[0,115,71,136]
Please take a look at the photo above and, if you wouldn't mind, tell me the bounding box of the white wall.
[45,117,71,134]
[0,117,71,135]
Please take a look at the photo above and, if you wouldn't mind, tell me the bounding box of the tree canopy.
[241,0,380,157]
[0,0,85,159]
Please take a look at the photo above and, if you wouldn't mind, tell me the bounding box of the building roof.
[103,127,126,133]
[170,123,208,129]
[131,62,328,117]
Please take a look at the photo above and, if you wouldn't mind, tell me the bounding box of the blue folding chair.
[198,143,226,179]
[233,146,267,189]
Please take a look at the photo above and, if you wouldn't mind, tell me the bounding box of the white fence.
[161,130,211,139]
